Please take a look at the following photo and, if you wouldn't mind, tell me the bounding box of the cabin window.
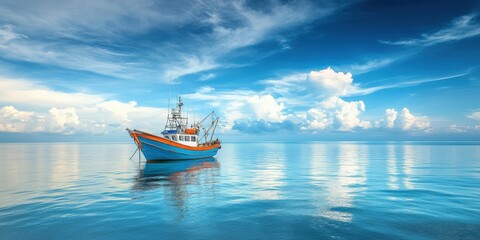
[179,135,184,141]
[191,136,196,142]
[185,136,190,141]
[172,135,177,141]
[165,135,170,140]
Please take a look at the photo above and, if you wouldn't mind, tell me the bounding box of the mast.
[164,96,187,133]
[162,96,219,144]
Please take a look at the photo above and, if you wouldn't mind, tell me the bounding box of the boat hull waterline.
[129,130,220,161]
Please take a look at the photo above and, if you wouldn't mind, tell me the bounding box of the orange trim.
[132,132,220,151]
[129,131,143,149]
[185,128,197,134]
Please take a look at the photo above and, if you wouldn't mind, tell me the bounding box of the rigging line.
[129,147,139,160]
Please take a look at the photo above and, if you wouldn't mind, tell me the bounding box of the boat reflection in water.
[132,157,220,218]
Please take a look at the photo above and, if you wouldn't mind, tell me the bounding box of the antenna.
[193,103,196,127]
[165,85,171,129]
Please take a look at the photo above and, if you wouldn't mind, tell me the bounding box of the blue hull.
[138,136,220,161]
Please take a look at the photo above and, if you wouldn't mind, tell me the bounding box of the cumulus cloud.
[187,89,289,132]
[246,94,286,122]
[467,111,480,121]
[96,100,137,124]
[304,97,370,131]
[0,103,168,135]
[376,107,430,131]
[218,94,287,132]
[308,67,357,97]
[384,108,398,128]
[49,107,80,134]
[396,108,428,130]
[0,106,35,132]
[189,68,437,135]
[0,77,168,135]
[0,106,80,134]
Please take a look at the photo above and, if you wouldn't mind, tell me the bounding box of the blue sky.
[0,0,479,142]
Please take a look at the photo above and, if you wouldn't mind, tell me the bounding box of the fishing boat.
[127,97,221,161]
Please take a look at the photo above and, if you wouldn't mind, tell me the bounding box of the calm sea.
[0,142,479,239]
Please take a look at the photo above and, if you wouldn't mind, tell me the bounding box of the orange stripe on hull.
[129,131,143,149]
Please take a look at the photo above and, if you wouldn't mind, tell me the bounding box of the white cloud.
[0,105,81,134]
[396,108,430,131]
[0,1,345,81]
[376,107,430,131]
[384,108,398,128]
[198,86,215,93]
[261,72,308,96]
[304,97,370,131]
[187,67,441,134]
[467,111,480,121]
[0,103,168,135]
[49,107,80,134]
[0,78,105,108]
[186,89,287,131]
[448,124,480,133]
[96,100,137,124]
[348,72,468,96]
[0,33,144,80]
[345,58,396,74]
[164,56,219,81]
[304,101,431,133]
[246,94,286,122]
[261,67,468,98]
[220,94,287,132]
[305,108,331,130]
[251,67,442,133]
[308,67,356,97]
[0,106,35,132]
[0,25,27,44]
[380,12,480,46]
[199,73,216,81]
[0,77,168,135]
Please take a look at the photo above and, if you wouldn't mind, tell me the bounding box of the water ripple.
[0,142,479,239]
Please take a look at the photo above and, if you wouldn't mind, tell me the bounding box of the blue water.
[0,142,479,239]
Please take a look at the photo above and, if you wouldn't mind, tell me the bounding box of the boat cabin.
[163,133,198,147]
[161,129,198,147]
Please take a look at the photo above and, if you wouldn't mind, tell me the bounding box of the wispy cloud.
[342,58,397,74]
[0,25,27,44]
[349,72,469,96]
[380,12,480,46]
[0,0,348,82]
[0,77,105,108]
[199,73,216,81]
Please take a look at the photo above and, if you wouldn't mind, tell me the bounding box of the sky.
[0,0,479,142]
